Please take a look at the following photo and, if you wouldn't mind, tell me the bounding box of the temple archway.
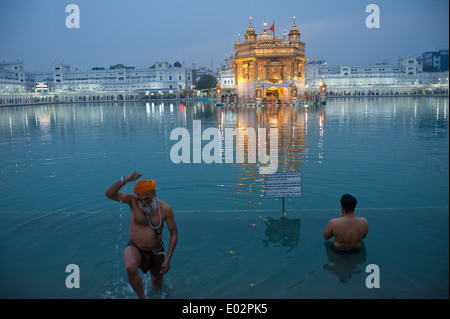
[263,86,290,104]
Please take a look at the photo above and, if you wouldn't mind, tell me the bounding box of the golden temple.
[229,17,310,104]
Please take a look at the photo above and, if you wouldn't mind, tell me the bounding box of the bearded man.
[105,172,178,299]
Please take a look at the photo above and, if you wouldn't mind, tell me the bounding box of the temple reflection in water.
[216,102,326,199]
[0,100,325,205]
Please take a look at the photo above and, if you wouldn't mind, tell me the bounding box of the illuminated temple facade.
[230,18,308,104]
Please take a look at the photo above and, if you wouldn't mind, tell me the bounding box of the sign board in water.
[264,172,302,198]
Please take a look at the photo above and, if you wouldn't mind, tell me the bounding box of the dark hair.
[340,194,357,212]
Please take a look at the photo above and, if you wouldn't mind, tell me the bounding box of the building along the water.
[0,60,196,105]
[218,56,449,98]
[0,61,194,94]
[305,56,449,96]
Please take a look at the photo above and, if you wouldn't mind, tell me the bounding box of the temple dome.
[246,24,256,36]
[257,23,273,42]
[257,31,273,42]
[288,17,301,42]
[289,23,300,35]
[244,18,256,42]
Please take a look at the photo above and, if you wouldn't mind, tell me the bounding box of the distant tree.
[109,64,126,70]
[423,65,440,72]
[109,64,135,70]
[91,67,105,70]
[196,74,217,89]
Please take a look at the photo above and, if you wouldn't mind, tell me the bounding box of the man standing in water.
[105,172,178,299]
[323,194,368,252]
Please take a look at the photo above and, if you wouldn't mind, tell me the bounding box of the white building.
[217,55,235,89]
[305,57,449,96]
[0,61,194,93]
[0,61,28,93]
[52,61,193,93]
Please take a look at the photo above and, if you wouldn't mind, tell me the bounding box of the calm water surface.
[0,97,448,298]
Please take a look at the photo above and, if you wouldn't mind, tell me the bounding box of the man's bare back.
[323,194,368,251]
[323,215,368,250]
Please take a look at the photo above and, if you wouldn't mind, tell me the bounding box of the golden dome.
[246,23,256,35]
[244,18,257,42]
[257,31,273,42]
[289,17,300,37]
[257,22,273,42]
[289,23,300,35]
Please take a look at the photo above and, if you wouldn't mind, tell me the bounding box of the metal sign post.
[264,172,302,215]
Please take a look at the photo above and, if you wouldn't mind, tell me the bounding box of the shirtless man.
[323,194,368,252]
[105,172,178,299]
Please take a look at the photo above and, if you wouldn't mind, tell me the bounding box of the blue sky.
[0,0,448,72]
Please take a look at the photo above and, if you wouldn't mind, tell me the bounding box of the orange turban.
[134,179,156,194]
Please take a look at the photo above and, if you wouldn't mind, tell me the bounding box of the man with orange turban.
[105,171,178,299]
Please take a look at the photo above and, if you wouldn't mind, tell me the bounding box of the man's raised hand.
[127,171,143,182]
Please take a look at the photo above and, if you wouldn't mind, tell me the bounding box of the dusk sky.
[1,0,448,72]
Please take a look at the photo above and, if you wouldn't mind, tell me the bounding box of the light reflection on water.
[0,97,448,298]
[1,98,448,211]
